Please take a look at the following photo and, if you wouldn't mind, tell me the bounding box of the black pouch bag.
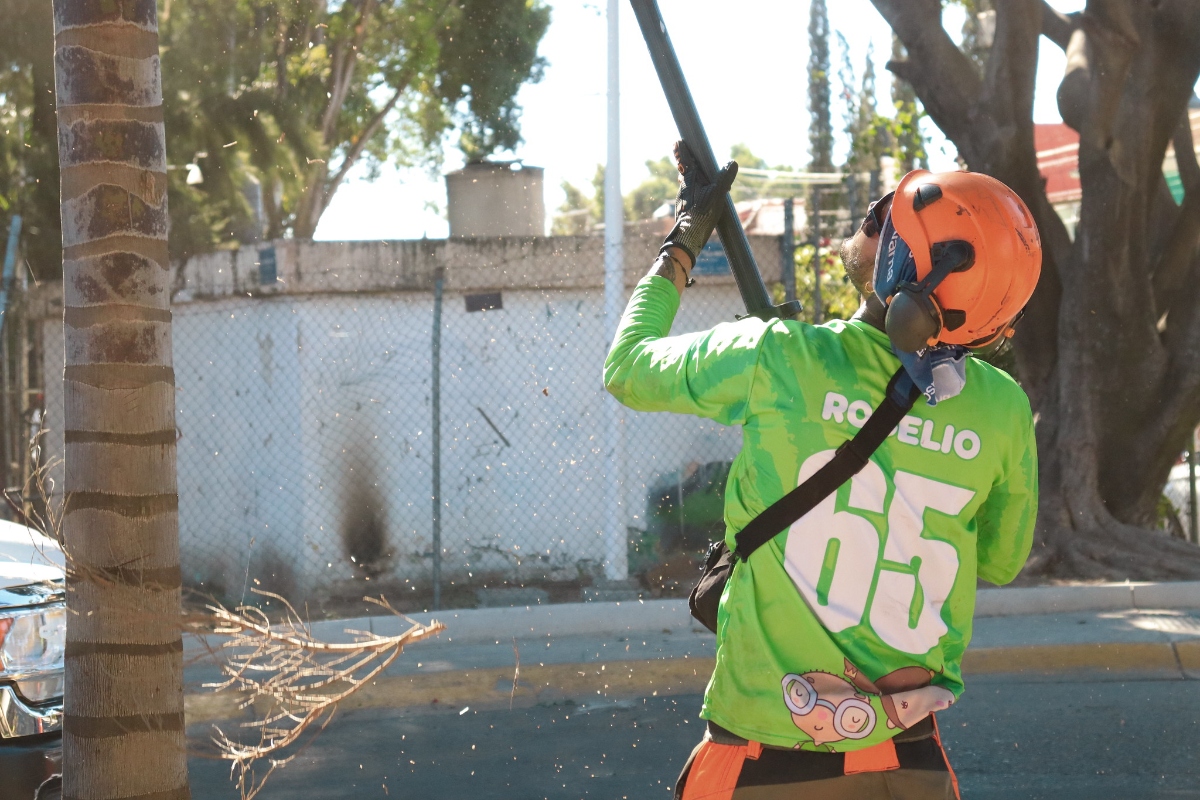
[688,367,920,634]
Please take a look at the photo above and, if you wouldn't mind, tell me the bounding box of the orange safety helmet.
[881,169,1042,351]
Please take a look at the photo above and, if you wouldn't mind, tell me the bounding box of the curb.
[183,639,1200,726]
[963,639,1200,677]
[317,598,706,644]
[283,582,1200,647]
[973,581,1200,617]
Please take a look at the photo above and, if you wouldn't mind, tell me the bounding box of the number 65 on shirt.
[783,450,976,655]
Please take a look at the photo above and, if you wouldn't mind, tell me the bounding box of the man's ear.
[840,231,879,297]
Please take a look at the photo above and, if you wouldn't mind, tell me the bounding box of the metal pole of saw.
[431,267,444,609]
[602,0,628,581]
[628,0,800,322]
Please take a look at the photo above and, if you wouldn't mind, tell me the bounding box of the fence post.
[846,173,859,238]
[810,186,823,324]
[1189,432,1197,545]
[431,267,444,610]
[0,215,19,495]
[602,0,628,582]
[782,198,796,304]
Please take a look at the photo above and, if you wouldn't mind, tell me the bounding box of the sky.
[314,0,1087,242]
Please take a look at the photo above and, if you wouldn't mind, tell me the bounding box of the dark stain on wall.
[341,454,392,579]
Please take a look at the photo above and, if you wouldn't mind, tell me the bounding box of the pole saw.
[628,0,802,321]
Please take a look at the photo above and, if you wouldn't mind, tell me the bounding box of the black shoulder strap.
[731,367,921,561]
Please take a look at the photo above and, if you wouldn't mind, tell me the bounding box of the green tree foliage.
[0,0,550,272]
[625,156,678,222]
[550,180,595,236]
[775,243,861,325]
[437,0,551,162]
[727,143,800,203]
[838,37,888,176]
[729,143,769,171]
[553,157,680,232]
[0,0,62,279]
[553,143,810,234]
[590,163,608,224]
[833,33,926,205]
[729,143,773,204]
[807,0,834,173]
[163,0,551,241]
[551,165,605,235]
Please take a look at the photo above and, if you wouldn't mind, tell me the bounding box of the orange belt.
[843,737,901,774]
[684,727,956,798]
[680,739,762,800]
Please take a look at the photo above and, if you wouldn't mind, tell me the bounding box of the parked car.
[0,519,65,800]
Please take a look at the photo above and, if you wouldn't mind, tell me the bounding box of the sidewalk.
[183,581,1200,725]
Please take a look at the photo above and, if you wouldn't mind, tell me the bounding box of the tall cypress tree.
[891,35,927,172]
[807,0,833,173]
[844,43,882,175]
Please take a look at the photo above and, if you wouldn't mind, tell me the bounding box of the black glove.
[661,140,738,267]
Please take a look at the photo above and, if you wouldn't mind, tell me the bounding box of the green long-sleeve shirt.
[605,276,1037,751]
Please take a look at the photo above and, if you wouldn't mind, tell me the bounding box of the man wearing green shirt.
[604,144,1040,799]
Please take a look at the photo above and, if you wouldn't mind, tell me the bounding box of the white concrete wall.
[36,235,775,601]
[172,231,786,299]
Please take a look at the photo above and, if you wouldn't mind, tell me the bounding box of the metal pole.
[811,187,823,324]
[0,215,22,319]
[602,0,628,582]
[1,316,9,496]
[678,469,684,546]
[782,198,796,304]
[431,267,444,609]
[16,267,28,504]
[1189,432,1197,545]
[846,173,859,238]
[0,215,18,497]
[627,0,800,321]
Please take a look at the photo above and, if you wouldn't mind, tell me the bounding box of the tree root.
[1027,499,1200,581]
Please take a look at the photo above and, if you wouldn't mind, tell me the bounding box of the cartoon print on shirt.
[781,660,879,748]
[781,660,955,748]
[872,665,956,731]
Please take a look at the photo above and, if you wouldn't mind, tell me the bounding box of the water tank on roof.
[445,161,545,238]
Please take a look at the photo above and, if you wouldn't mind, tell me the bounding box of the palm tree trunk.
[52,2,189,798]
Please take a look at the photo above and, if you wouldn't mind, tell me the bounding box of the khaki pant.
[675,717,959,800]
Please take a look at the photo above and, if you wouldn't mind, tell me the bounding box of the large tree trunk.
[872,0,1200,579]
[291,159,330,240]
[52,1,190,798]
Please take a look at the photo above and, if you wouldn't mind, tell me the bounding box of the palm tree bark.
[52,1,189,798]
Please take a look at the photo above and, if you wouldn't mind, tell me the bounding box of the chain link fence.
[23,229,1200,616]
[31,231,791,616]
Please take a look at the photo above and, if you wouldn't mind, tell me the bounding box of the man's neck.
[851,293,888,334]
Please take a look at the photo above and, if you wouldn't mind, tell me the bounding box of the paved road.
[187,674,1200,800]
